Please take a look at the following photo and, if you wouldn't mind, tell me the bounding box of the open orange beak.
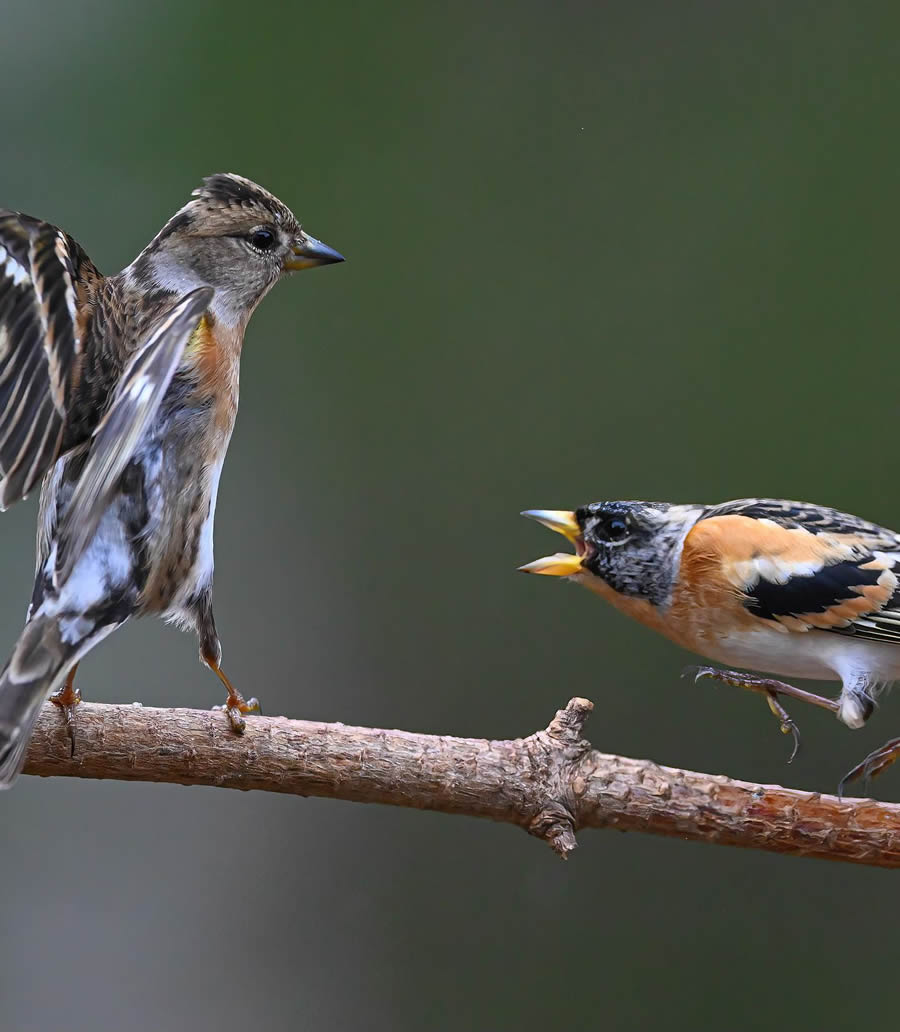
[518,510,584,576]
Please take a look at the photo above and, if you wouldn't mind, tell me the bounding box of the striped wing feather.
[841,594,900,645]
[0,211,102,508]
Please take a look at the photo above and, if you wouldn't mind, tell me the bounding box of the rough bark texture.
[21,697,900,867]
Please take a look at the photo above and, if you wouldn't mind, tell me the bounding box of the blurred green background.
[1,1,898,1028]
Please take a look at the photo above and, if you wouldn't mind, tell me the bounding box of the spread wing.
[688,501,900,642]
[0,211,103,508]
[54,287,213,583]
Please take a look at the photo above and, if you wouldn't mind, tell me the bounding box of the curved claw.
[682,664,716,684]
[838,767,867,800]
[838,736,900,798]
[782,718,801,764]
[687,665,805,762]
[765,690,801,764]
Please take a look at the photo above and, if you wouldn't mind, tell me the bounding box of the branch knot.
[525,697,596,859]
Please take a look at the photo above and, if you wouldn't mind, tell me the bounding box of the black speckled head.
[576,500,700,606]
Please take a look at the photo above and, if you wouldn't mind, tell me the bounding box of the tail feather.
[0,616,77,788]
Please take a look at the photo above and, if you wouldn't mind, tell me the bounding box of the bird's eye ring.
[248,227,276,251]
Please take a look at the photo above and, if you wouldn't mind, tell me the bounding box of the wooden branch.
[22,697,900,868]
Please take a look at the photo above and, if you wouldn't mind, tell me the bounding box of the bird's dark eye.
[248,227,276,251]
[599,515,630,541]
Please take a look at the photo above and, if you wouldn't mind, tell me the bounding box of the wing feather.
[689,511,900,640]
[0,211,102,509]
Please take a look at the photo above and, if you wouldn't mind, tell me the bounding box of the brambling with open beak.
[0,173,344,786]
[521,498,900,793]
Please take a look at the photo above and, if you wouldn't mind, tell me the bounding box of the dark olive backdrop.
[1,2,898,1029]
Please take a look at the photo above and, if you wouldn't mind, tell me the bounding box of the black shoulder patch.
[745,560,884,621]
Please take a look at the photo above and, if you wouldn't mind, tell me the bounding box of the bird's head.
[520,500,700,606]
[130,172,344,326]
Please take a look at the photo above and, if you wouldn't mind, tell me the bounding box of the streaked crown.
[158,173,302,240]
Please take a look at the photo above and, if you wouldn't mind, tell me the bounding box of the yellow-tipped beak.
[520,509,580,540]
[519,509,584,577]
[518,552,585,576]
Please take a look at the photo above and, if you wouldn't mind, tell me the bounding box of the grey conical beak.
[284,231,345,271]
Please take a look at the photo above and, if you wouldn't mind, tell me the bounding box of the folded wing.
[687,504,900,641]
[54,287,212,583]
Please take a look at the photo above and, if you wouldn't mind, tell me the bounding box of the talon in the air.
[777,717,801,764]
[683,665,714,684]
[765,690,801,763]
[839,736,900,797]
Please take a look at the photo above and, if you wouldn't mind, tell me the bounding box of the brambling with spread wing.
[521,497,900,792]
[0,173,344,787]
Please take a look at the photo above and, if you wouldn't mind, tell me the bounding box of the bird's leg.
[687,665,840,714]
[205,654,260,734]
[839,738,900,797]
[195,595,260,733]
[49,662,81,757]
[685,665,841,760]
